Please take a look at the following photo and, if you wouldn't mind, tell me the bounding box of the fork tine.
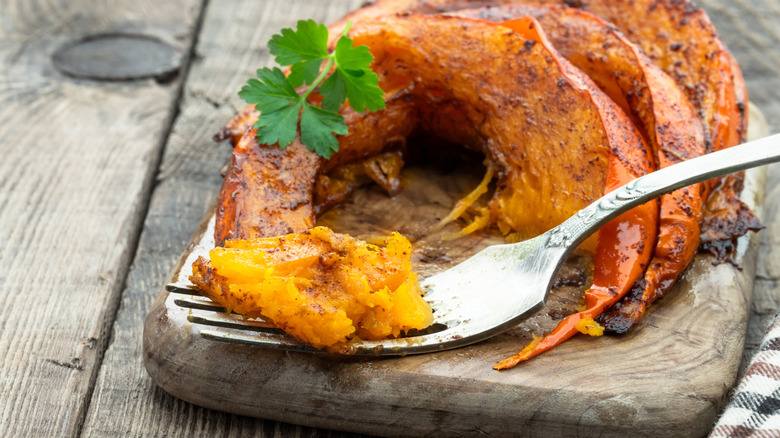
[175,296,226,312]
[168,134,780,357]
[201,329,319,353]
[170,282,459,355]
[169,235,559,356]
[198,328,460,356]
[187,312,284,334]
[166,282,201,295]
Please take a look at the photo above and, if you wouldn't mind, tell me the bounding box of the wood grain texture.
[32,0,780,437]
[0,0,203,436]
[698,0,780,377]
[142,133,766,438]
[79,1,367,437]
[743,163,780,369]
[52,34,183,80]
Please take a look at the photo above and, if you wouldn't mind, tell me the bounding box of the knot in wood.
[52,33,182,81]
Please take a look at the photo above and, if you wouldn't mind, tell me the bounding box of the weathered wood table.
[2,0,780,436]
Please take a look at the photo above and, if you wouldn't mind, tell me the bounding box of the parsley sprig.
[238,20,385,159]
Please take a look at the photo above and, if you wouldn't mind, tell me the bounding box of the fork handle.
[547,133,780,250]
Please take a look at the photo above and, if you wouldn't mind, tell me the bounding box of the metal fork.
[170,133,780,356]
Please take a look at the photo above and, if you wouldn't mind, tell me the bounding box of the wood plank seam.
[70,1,211,436]
[67,1,779,436]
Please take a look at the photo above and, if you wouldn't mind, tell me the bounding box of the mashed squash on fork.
[190,227,433,349]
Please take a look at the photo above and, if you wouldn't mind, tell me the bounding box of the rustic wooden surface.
[0,0,778,437]
[142,156,764,437]
[0,0,202,436]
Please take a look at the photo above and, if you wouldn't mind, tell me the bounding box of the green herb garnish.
[238,20,385,159]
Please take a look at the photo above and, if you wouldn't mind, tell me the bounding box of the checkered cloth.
[711,315,780,437]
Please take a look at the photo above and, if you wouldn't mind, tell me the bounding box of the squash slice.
[455,3,709,335]
[209,14,657,354]
[216,14,653,244]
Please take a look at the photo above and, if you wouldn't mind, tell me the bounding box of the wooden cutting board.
[143,108,769,437]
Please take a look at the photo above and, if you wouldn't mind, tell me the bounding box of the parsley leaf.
[255,101,303,148]
[238,19,385,158]
[319,72,347,112]
[238,67,299,113]
[268,19,328,66]
[300,104,347,159]
[320,36,385,112]
[288,58,323,87]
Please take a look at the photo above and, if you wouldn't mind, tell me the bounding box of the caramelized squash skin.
[335,0,742,152]
[216,14,653,246]
[331,0,757,261]
[493,17,658,368]
[547,0,740,153]
[327,0,760,337]
[215,95,416,245]
[192,227,433,349]
[215,134,319,245]
[214,104,260,146]
[455,4,709,335]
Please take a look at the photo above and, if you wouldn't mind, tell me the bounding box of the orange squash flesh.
[455,3,708,335]
[207,14,655,352]
[344,0,756,342]
[215,14,647,244]
[339,0,741,152]
[491,18,658,369]
[191,227,433,349]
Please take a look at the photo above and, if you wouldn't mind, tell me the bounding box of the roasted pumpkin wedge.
[332,0,756,263]
[491,16,658,368]
[334,0,742,151]
[216,14,654,245]
[454,4,709,334]
[210,14,657,355]
[192,227,433,349]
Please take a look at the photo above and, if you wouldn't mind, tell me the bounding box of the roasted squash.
[455,3,710,335]
[332,0,757,262]
[216,14,652,244]
[332,0,758,337]
[489,16,658,368]
[192,227,433,349]
[208,14,657,354]
[334,0,742,152]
